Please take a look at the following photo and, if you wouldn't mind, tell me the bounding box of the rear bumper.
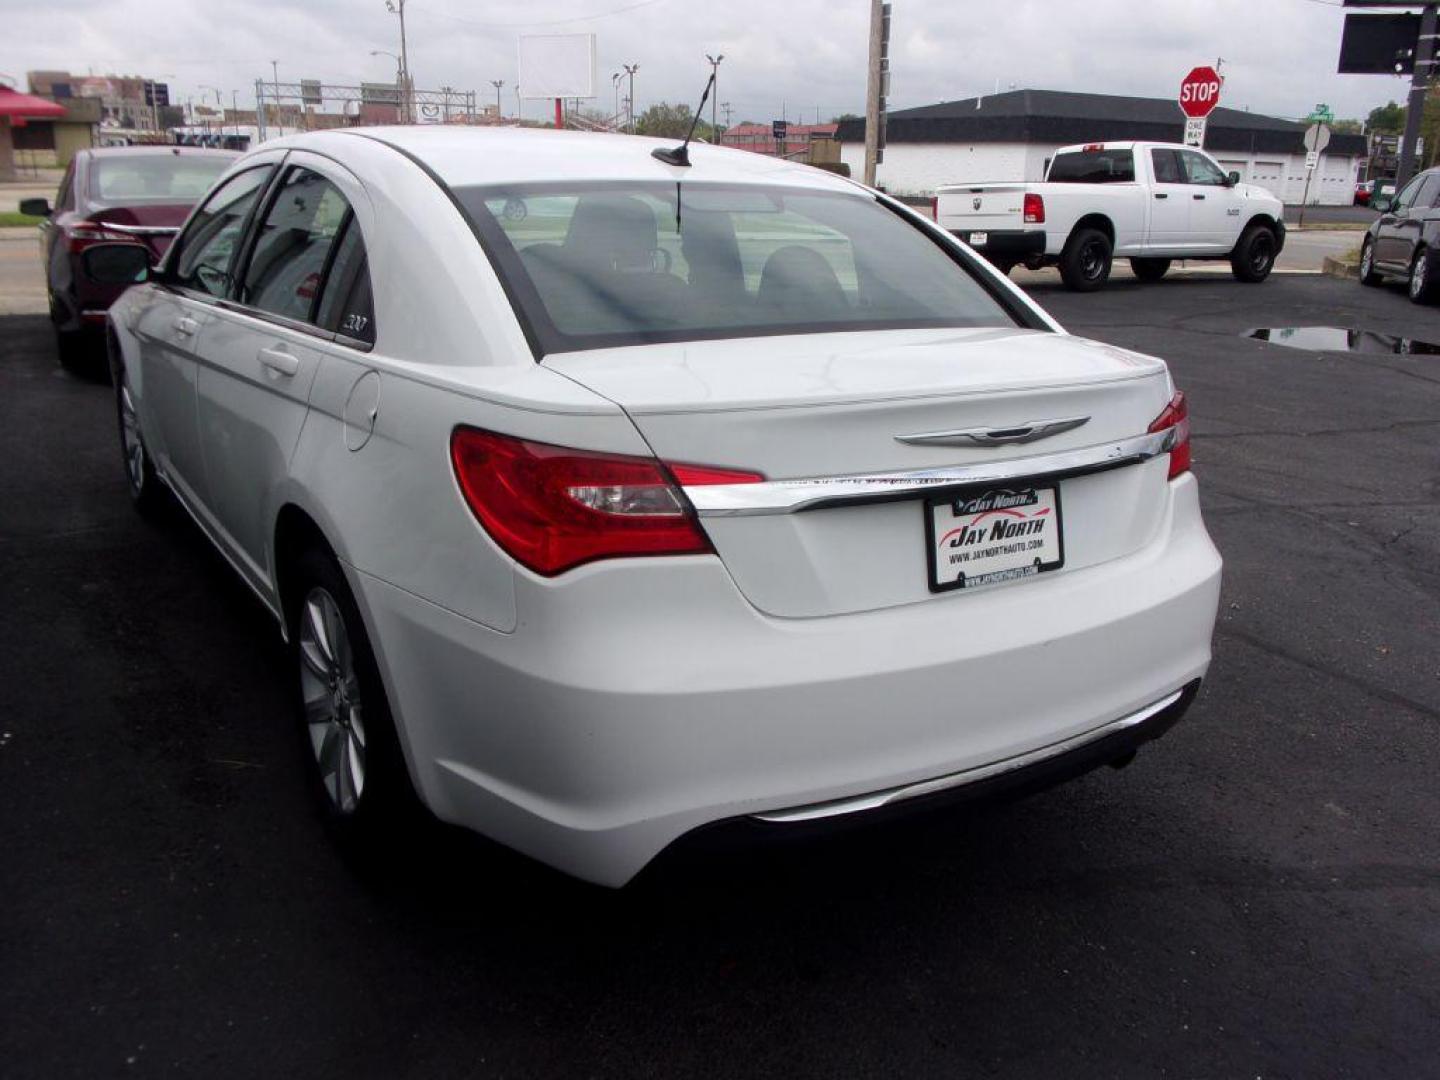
[949,229,1047,262]
[350,473,1222,887]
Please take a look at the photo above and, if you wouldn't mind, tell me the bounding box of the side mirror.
[1225,171,1241,188]
[19,197,51,218]
[81,242,153,286]
[1372,195,1394,213]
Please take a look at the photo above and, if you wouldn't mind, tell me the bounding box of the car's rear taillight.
[67,221,134,253]
[449,427,763,576]
[1148,390,1191,479]
[1023,193,1045,224]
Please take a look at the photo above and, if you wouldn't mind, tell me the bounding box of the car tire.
[55,324,100,378]
[1408,247,1437,304]
[1230,224,1277,283]
[1130,257,1171,283]
[290,546,417,843]
[1358,238,1382,287]
[115,366,164,516]
[1059,228,1113,292]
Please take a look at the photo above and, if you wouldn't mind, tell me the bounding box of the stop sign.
[1178,66,1223,119]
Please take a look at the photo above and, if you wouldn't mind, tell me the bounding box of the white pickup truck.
[934,141,1286,291]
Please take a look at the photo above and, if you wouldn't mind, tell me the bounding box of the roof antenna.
[652,71,716,167]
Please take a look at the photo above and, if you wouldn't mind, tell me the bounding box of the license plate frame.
[968,230,989,247]
[925,484,1065,593]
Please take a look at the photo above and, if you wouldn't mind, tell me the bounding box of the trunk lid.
[546,327,1176,618]
[935,183,1032,234]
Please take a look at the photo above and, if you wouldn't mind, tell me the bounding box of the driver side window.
[1178,150,1227,186]
[171,166,273,298]
[1394,175,1425,211]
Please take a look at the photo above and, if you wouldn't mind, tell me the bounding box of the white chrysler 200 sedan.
[98,127,1221,886]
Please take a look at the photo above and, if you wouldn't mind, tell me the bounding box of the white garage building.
[836,89,1365,206]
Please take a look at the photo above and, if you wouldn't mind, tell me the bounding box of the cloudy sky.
[0,0,1417,126]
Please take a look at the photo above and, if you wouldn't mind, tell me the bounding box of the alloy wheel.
[1411,254,1428,299]
[1081,239,1107,280]
[1250,235,1275,275]
[119,378,146,495]
[1361,243,1374,280]
[298,587,367,814]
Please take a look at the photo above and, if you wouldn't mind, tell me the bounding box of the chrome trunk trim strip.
[99,223,180,236]
[684,428,1175,517]
[751,688,1186,824]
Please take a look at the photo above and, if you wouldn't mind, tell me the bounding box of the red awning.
[0,87,67,119]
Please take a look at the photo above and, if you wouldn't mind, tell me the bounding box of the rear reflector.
[450,427,762,576]
[1023,193,1045,224]
[1147,391,1191,479]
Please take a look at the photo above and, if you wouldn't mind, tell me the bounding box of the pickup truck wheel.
[1358,238,1382,286]
[1408,247,1437,304]
[1060,228,1112,292]
[1230,224,1277,283]
[1129,258,1171,283]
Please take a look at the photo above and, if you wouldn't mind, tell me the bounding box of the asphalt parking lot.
[2,272,1437,1077]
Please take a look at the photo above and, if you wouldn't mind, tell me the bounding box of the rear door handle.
[1154,192,1168,199]
[172,316,198,337]
[258,346,300,377]
[1193,194,1206,200]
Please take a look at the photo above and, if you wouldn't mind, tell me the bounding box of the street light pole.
[705,53,724,140]
[623,63,639,133]
[491,79,504,120]
[200,84,222,141]
[612,72,621,129]
[385,0,412,123]
[270,59,282,136]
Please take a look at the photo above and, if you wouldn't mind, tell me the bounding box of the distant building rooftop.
[835,88,1366,156]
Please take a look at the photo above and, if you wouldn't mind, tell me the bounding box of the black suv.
[1360,167,1440,303]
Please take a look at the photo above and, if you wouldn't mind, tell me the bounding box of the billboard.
[301,79,322,106]
[518,34,597,99]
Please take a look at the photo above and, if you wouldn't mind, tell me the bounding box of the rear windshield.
[90,155,230,203]
[455,182,1028,354]
[1047,149,1135,184]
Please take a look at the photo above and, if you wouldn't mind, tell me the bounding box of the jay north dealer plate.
[926,485,1065,592]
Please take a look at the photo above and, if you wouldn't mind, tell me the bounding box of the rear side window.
[171,166,273,297]
[458,182,1024,354]
[1150,149,1183,184]
[241,167,350,323]
[1048,149,1135,183]
[315,216,376,345]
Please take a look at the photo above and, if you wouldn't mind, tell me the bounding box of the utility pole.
[231,90,238,139]
[705,53,724,139]
[612,72,622,128]
[1397,3,1438,188]
[385,0,412,123]
[270,60,282,136]
[862,0,887,186]
[623,63,639,133]
[722,101,732,129]
[491,79,504,119]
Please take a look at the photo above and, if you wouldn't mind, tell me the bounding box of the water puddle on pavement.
[1244,326,1440,355]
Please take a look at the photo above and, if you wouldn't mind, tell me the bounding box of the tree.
[634,102,714,141]
[830,112,862,123]
[1330,118,1363,135]
[1366,101,1405,134]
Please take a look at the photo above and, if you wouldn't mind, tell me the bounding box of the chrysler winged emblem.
[972,196,982,210]
[896,416,1090,448]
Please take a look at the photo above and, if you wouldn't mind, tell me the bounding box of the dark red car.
[22,146,236,372]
